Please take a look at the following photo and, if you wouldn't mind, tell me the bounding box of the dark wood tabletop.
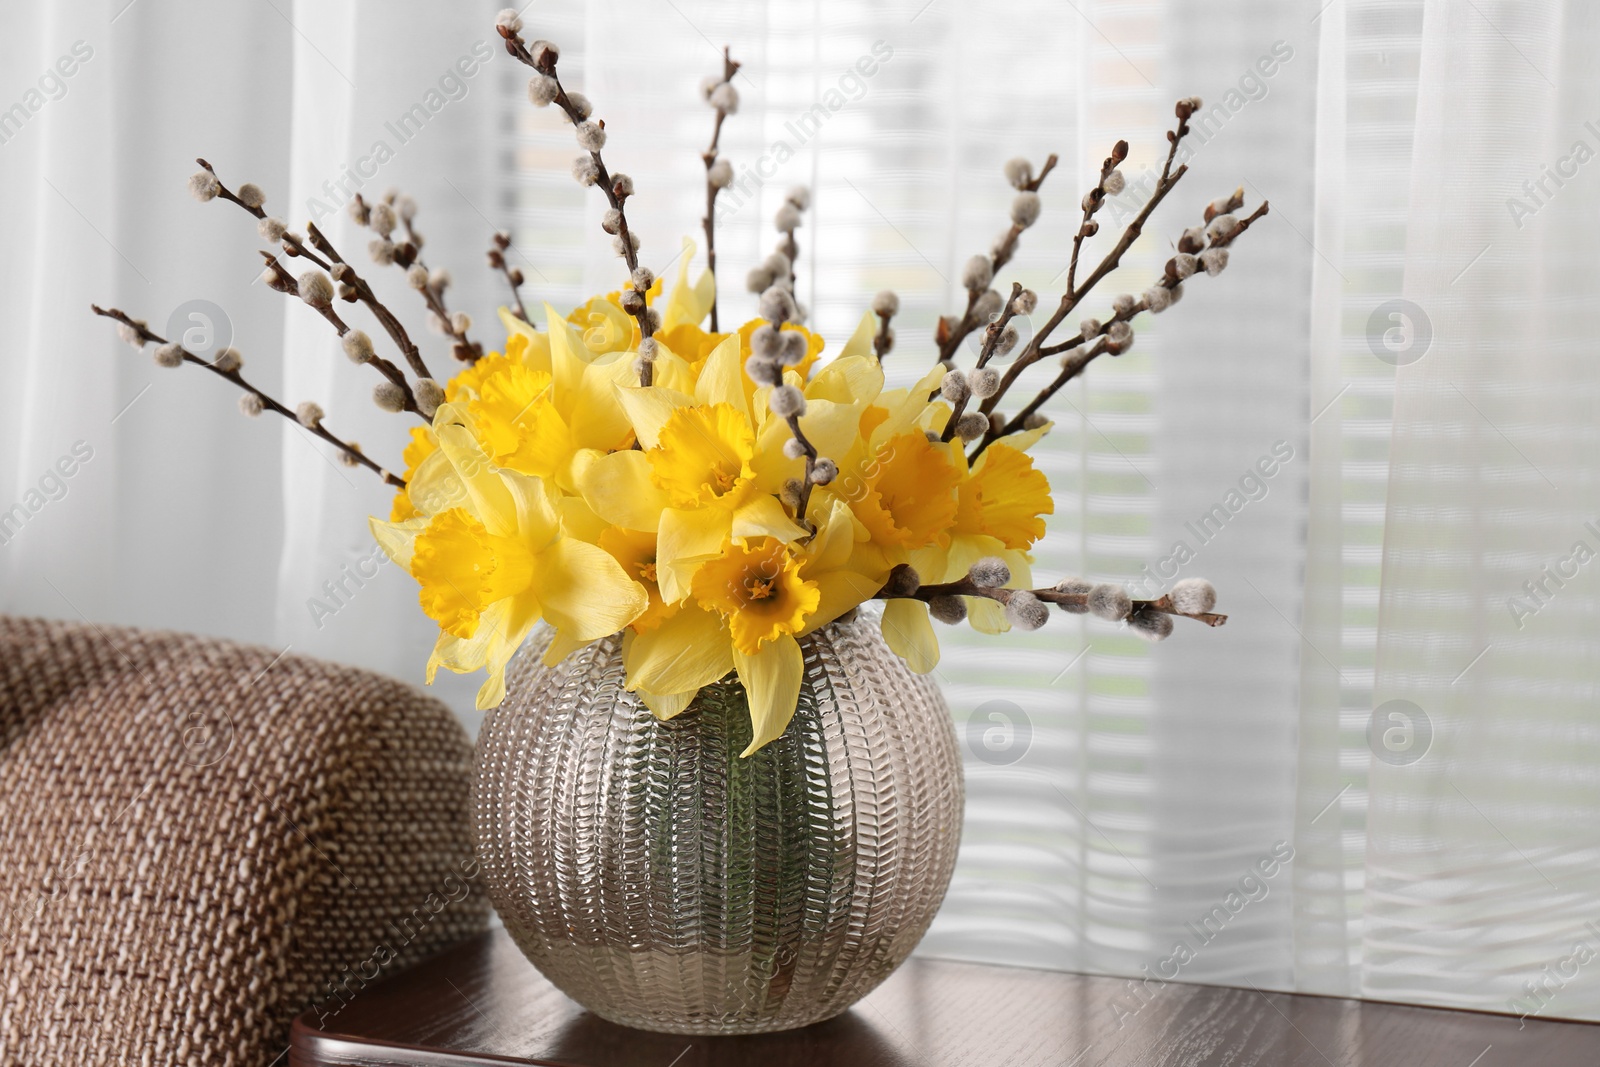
[290,929,1600,1066]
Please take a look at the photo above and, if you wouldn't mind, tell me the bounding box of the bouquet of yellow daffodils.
[95,12,1263,756]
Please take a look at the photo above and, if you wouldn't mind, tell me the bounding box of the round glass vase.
[473,609,964,1035]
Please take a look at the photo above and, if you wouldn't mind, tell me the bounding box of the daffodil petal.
[734,634,804,757]
[657,506,730,602]
[694,333,747,421]
[500,469,560,550]
[662,237,715,331]
[476,591,543,710]
[537,538,649,642]
[638,687,698,720]
[434,407,515,537]
[427,598,514,683]
[368,515,426,570]
[732,493,809,543]
[881,598,939,674]
[838,310,879,360]
[544,301,593,398]
[626,604,734,694]
[580,449,670,531]
[808,354,885,406]
[405,444,468,518]
[541,626,588,668]
[571,352,641,451]
[615,385,696,449]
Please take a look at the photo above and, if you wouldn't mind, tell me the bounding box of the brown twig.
[304,223,437,383]
[91,305,404,487]
[487,231,529,323]
[501,23,658,380]
[874,573,1227,628]
[934,154,1059,365]
[702,47,740,333]
[194,158,331,270]
[259,251,426,421]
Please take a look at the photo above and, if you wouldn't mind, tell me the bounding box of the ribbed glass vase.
[473,609,963,1035]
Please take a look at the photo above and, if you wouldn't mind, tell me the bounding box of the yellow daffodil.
[371,405,647,709]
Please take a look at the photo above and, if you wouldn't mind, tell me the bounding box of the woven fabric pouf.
[0,615,489,1064]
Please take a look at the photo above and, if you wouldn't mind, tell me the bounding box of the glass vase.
[472,608,964,1035]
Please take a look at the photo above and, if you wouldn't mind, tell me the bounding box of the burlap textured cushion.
[0,615,490,1064]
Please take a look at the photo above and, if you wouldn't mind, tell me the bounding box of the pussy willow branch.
[487,231,529,323]
[195,158,331,271]
[970,198,1270,459]
[396,203,483,362]
[939,281,1023,442]
[90,305,404,487]
[702,47,740,333]
[304,222,436,383]
[934,154,1058,365]
[785,412,819,526]
[260,252,426,422]
[875,575,1227,628]
[1067,140,1128,294]
[500,23,659,382]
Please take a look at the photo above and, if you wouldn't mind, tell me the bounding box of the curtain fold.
[3,0,1600,1023]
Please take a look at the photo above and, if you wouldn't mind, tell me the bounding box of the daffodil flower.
[371,407,647,709]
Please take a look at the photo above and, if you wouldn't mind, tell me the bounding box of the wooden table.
[290,930,1600,1066]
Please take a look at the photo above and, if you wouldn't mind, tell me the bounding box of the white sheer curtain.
[4,0,1599,1021]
